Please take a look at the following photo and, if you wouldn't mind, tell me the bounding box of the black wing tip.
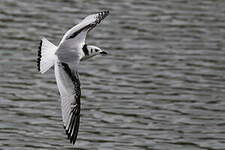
[65,128,79,145]
[101,10,109,17]
[102,10,109,14]
[64,115,80,145]
[97,10,109,15]
[96,10,109,24]
[37,40,42,72]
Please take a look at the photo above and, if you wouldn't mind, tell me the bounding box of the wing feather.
[59,63,81,144]
[54,11,109,145]
[55,11,109,65]
[64,10,109,42]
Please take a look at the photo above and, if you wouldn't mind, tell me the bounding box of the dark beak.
[100,51,108,55]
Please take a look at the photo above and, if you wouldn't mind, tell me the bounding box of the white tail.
[37,37,57,74]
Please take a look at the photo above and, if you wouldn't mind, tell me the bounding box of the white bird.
[37,11,109,145]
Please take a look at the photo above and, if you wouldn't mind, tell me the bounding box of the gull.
[37,11,109,145]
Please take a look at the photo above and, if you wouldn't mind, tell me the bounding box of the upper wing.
[60,10,109,46]
[55,11,109,65]
[59,63,81,144]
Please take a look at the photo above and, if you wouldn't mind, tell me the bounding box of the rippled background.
[1,0,225,149]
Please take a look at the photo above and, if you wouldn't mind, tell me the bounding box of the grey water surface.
[1,0,225,150]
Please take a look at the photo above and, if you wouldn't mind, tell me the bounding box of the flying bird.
[37,11,109,145]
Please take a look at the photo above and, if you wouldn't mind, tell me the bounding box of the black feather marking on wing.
[72,114,80,144]
[65,101,80,145]
[66,10,109,40]
[61,62,81,145]
[69,111,80,144]
[61,63,81,92]
[66,24,93,40]
[95,10,109,24]
[37,40,42,71]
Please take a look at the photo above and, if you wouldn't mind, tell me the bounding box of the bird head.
[81,44,107,61]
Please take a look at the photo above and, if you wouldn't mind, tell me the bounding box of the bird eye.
[95,49,98,52]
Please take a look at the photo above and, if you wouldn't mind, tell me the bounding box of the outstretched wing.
[60,10,109,45]
[54,11,109,144]
[55,11,109,65]
[59,63,81,144]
